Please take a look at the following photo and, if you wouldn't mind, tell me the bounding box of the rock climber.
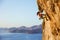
[37,11,46,20]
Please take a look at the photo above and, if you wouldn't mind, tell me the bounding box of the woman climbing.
[37,11,46,20]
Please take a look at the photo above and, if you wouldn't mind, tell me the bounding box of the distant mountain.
[9,27,17,33]
[0,28,9,33]
[0,25,42,34]
[9,25,42,34]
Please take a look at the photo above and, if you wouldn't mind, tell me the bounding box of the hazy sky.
[0,0,42,28]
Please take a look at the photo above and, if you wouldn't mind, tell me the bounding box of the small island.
[0,25,42,34]
[9,25,42,34]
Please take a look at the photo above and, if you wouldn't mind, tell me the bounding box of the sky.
[0,0,42,28]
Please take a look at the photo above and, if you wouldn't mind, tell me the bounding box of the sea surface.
[0,33,42,40]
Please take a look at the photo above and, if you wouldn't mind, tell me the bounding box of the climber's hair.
[37,11,40,15]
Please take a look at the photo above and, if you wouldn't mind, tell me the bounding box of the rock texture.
[37,0,60,40]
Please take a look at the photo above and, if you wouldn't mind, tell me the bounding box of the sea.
[0,33,42,40]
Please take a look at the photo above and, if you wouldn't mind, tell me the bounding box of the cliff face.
[37,0,60,40]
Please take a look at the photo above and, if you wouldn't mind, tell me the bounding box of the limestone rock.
[37,0,60,40]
